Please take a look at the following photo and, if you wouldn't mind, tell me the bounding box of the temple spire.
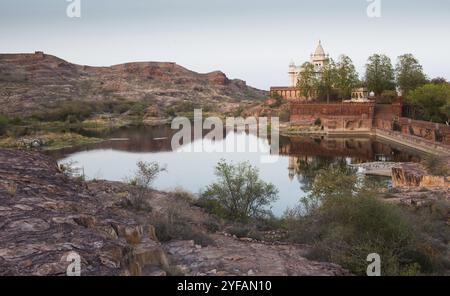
[314,40,325,57]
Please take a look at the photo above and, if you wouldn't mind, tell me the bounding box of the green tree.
[430,77,447,85]
[297,62,318,99]
[395,54,427,96]
[299,163,357,213]
[335,55,359,100]
[407,83,450,123]
[317,59,337,103]
[201,160,278,221]
[365,54,395,96]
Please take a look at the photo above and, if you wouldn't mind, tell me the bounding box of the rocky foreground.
[0,149,348,276]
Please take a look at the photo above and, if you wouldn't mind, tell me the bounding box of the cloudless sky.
[1,0,449,89]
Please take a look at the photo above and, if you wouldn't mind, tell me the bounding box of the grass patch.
[0,132,102,150]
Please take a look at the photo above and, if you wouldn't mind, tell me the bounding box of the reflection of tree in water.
[294,156,349,193]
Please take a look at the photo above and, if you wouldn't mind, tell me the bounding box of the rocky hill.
[0,52,267,117]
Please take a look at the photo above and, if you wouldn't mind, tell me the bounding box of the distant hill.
[0,52,267,117]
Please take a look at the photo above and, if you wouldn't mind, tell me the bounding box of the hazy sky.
[1,0,449,89]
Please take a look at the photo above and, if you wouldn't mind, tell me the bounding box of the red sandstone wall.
[290,102,375,117]
[376,117,450,146]
[290,102,375,132]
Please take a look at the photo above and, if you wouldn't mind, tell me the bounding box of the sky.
[1,0,449,90]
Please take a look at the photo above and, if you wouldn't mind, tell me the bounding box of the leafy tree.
[201,160,278,221]
[335,55,359,99]
[295,157,344,193]
[299,163,357,213]
[317,58,337,103]
[379,90,398,104]
[365,54,395,96]
[395,54,427,96]
[407,83,450,123]
[430,77,447,85]
[297,62,318,99]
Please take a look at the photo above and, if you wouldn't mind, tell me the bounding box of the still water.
[51,126,423,216]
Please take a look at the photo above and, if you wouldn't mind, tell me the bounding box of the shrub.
[200,160,279,221]
[233,106,245,117]
[314,118,322,126]
[203,220,221,233]
[66,114,80,124]
[227,225,251,238]
[171,187,196,203]
[151,207,214,247]
[269,92,283,108]
[287,168,449,275]
[291,193,420,275]
[129,102,149,116]
[165,107,176,117]
[299,164,357,214]
[127,161,166,211]
[422,154,450,176]
[0,115,9,135]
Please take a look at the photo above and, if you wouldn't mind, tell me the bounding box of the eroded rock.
[0,149,168,276]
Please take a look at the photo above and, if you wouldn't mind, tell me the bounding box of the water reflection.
[50,126,423,216]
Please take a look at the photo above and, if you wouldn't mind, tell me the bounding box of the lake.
[51,126,424,216]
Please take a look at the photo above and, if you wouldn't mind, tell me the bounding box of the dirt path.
[164,235,348,276]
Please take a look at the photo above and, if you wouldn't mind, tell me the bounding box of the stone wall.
[290,102,375,132]
[375,118,450,146]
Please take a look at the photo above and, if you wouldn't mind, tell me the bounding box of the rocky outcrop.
[392,163,449,188]
[0,53,266,117]
[384,187,449,207]
[0,149,168,275]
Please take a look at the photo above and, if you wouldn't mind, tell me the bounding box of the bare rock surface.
[385,187,449,207]
[164,236,349,276]
[392,163,449,188]
[0,149,168,275]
